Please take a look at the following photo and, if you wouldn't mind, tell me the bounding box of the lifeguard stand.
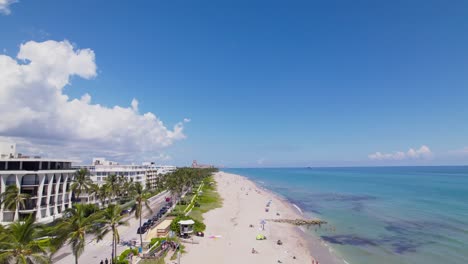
[178,219,195,237]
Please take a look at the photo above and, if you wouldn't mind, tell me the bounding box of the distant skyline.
[1,0,467,167]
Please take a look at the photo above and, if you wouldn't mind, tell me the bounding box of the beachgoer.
[293,256,296,259]
[105,258,109,264]
[100,260,103,264]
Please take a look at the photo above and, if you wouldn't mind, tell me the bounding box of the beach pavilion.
[178,219,195,237]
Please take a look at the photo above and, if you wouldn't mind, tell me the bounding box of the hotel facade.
[0,143,75,224]
[75,158,176,204]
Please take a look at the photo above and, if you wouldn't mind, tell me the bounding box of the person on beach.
[105,258,109,264]
[100,260,103,264]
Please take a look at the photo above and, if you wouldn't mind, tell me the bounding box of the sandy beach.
[181,171,319,264]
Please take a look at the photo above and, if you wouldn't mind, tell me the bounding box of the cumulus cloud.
[368,145,432,161]
[0,0,17,15]
[0,40,186,162]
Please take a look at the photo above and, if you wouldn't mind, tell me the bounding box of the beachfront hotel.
[75,158,176,204]
[0,142,75,224]
[74,158,147,205]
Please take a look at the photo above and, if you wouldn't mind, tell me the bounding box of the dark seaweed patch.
[321,235,378,246]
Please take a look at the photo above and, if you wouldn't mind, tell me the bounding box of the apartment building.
[0,142,75,224]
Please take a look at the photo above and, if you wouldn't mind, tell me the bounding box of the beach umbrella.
[260,219,266,225]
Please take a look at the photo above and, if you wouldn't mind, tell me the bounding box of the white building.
[79,158,147,186]
[75,158,148,205]
[0,142,75,224]
[143,162,176,189]
[75,159,177,204]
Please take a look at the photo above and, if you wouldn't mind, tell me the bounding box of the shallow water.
[224,167,468,264]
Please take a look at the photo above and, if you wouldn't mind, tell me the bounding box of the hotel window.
[23,161,40,171]
[8,161,20,170]
[6,174,16,185]
[22,174,39,185]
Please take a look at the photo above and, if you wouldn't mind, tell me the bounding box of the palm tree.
[95,184,111,208]
[96,204,128,263]
[105,174,119,203]
[117,175,133,199]
[0,216,52,264]
[131,182,152,249]
[71,169,94,204]
[165,170,185,203]
[0,185,30,222]
[54,204,101,264]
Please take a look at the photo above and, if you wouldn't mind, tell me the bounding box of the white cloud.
[0,0,17,15]
[0,40,187,162]
[183,118,191,123]
[368,145,433,161]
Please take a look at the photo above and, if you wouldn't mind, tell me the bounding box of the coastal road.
[52,191,170,264]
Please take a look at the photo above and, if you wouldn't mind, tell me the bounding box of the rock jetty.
[266,218,326,227]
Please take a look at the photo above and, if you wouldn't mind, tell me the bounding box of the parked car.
[137,227,147,234]
[120,208,131,215]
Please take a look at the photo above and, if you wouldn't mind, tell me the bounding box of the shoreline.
[182,171,343,264]
[246,174,345,264]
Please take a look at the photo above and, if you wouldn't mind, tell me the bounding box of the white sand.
[181,171,317,264]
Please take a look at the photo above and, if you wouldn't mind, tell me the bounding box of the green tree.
[95,184,111,208]
[0,217,52,264]
[71,168,95,204]
[131,182,152,250]
[0,185,30,222]
[54,204,101,264]
[105,174,119,203]
[96,204,128,263]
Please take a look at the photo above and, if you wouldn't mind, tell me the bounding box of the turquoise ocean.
[224,167,468,264]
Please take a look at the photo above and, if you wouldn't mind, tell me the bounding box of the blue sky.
[1,0,468,167]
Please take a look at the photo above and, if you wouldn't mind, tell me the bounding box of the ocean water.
[224,167,468,264]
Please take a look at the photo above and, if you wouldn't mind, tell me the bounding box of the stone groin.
[266,218,327,227]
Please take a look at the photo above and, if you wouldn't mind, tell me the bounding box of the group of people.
[161,241,179,251]
[99,258,109,264]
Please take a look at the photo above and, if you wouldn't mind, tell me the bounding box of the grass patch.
[188,176,222,222]
[139,259,165,264]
